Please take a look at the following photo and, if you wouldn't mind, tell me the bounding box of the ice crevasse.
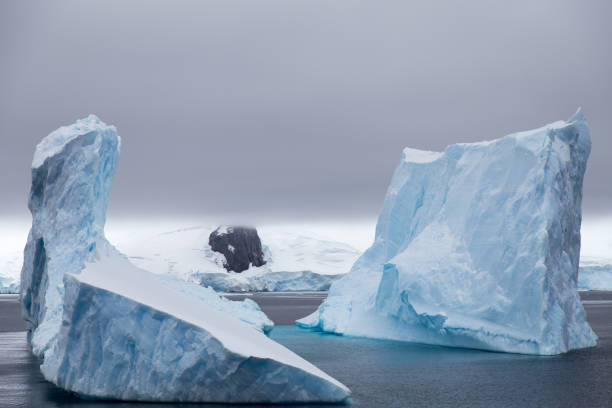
[20,115,350,403]
[299,109,598,355]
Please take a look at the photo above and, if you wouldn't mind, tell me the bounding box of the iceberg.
[299,110,597,355]
[20,115,350,403]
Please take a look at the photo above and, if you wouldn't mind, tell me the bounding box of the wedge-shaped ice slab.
[299,110,597,355]
[42,242,349,402]
[21,115,349,403]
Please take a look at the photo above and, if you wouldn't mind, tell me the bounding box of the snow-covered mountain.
[105,222,364,292]
[0,219,369,294]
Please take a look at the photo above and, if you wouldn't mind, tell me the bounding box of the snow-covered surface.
[19,115,350,402]
[151,272,273,332]
[215,225,231,235]
[299,110,598,355]
[31,114,118,168]
[402,147,443,163]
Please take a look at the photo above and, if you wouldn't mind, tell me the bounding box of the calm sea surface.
[1,292,611,408]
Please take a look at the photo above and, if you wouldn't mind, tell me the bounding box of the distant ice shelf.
[578,257,612,291]
[0,275,19,294]
[194,270,345,292]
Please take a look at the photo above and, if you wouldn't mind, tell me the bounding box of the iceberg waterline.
[299,109,598,355]
[20,115,350,403]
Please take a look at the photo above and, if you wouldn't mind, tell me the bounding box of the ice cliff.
[195,270,344,292]
[20,115,350,403]
[299,110,597,355]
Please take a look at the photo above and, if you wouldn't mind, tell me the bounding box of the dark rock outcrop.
[209,226,266,273]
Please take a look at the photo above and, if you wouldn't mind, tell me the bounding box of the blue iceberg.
[20,115,350,403]
[299,110,597,355]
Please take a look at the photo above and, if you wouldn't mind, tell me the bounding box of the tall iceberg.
[20,115,350,403]
[299,110,597,355]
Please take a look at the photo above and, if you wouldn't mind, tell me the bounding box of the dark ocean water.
[1,292,611,408]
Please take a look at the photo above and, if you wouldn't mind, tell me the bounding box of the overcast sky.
[1,1,610,221]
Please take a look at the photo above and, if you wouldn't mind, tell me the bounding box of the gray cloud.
[1,0,611,220]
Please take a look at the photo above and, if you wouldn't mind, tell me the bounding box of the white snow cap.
[215,225,232,235]
[32,114,119,168]
[402,148,443,164]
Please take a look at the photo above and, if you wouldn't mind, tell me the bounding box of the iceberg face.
[195,270,345,292]
[21,115,349,403]
[299,110,597,355]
